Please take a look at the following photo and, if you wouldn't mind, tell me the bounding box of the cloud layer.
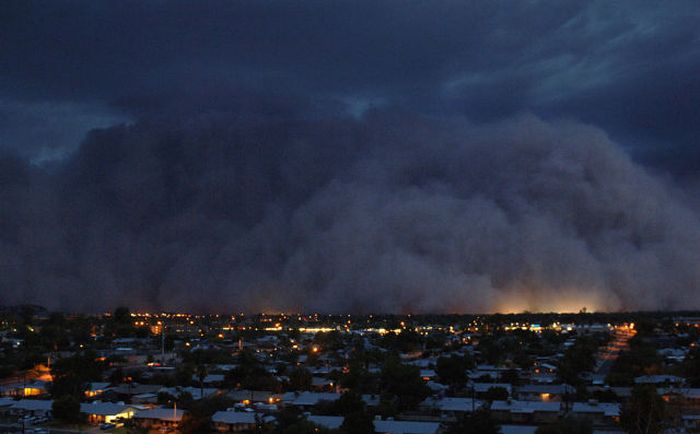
[2,1,699,173]
[2,112,699,312]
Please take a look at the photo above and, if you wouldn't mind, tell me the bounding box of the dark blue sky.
[2,1,700,312]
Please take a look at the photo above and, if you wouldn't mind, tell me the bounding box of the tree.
[336,391,366,416]
[341,411,375,434]
[380,355,430,411]
[620,385,666,434]
[558,337,597,386]
[282,420,331,434]
[274,406,306,432]
[500,369,521,386]
[684,346,700,387]
[288,367,312,391]
[51,351,106,398]
[483,386,509,401]
[477,336,504,365]
[196,363,208,398]
[52,395,83,424]
[113,306,131,323]
[447,409,500,434]
[607,339,661,386]
[436,354,472,386]
[225,350,279,391]
[180,395,234,434]
[339,362,375,393]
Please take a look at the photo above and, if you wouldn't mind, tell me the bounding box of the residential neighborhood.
[0,305,699,433]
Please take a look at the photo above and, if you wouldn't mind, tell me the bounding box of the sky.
[1,1,700,313]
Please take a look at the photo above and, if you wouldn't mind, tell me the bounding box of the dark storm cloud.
[2,1,700,312]
[0,100,128,162]
[2,1,699,169]
[2,112,700,312]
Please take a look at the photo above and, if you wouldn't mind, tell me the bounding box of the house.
[634,375,684,386]
[500,425,538,434]
[80,401,134,424]
[529,373,558,384]
[132,392,159,404]
[490,400,560,424]
[211,411,259,432]
[533,362,558,374]
[426,381,449,393]
[420,397,483,419]
[282,391,340,407]
[3,399,53,417]
[419,370,437,381]
[108,383,163,402]
[469,365,513,381]
[311,376,335,391]
[658,348,686,363]
[571,401,621,427]
[658,387,700,409]
[227,390,279,404]
[307,415,344,430]
[192,374,225,385]
[134,407,185,430]
[472,382,512,397]
[362,394,381,408]
[85,382,112,398]
[160,386,219,400]
[682,414,700,431]
[516,384,575,402]
[9,399,54,417]
[0,397,15,410]
[608,387,632,399]
[374,419,441,434]
[0,380,49,397]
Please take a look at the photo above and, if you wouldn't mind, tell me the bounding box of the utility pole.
[471,383,475,413]
[161,321,165,364]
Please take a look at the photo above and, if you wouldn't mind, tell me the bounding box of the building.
[7,399,53,418]
[374,419,441,434]
[420,396,483,419]
[281,391,340,407]
[516,384,575,402]
[160,386,219,400]
[490,400,561,424]
[634,375,684,386]
[571,401,621,427]
[471,382,512,398]
[211,411,259,432]
[134,407,185,430]
[307,415,344,430]
[227,390,279,404]
[84,382,112,399]
[80,401,134,424]
[0,380,49,397]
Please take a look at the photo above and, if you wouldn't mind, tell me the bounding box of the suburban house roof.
[307,415,344,430]
[80,402,133,416]
[491,400,561,414]
[134,408,185,422]
[211,411,257,424]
